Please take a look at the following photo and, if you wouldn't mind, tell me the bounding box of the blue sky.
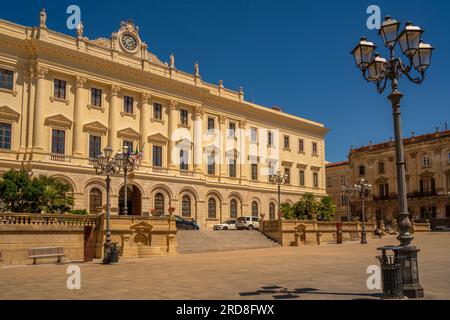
[1,0,449,162]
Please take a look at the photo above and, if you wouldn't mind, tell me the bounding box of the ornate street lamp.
[351,15,433,298]
[94,145,124,264]
[269,170,288,219]
[121,146,136,216]
[354,179,372,244]
[340,184,354,221]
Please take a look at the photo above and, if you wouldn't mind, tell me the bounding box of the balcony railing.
[407,191,437,198]
[151,166,168,174]
[50,154,72,163]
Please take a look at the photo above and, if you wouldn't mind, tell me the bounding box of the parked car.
[235,216,260,230]
[213,220,237,230]
[162,215,200,230]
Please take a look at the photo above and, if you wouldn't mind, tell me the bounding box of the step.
[176,230,280,254]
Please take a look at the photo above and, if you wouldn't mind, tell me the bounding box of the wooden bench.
[28,247,65,265]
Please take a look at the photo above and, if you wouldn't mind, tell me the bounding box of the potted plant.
[168,207,175,215]
[150,209,156,216]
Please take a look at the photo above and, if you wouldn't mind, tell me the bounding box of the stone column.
[219,115,228,179]
[167,99,178,170]
[72,76,87,157]
[32,66,48,151]
[193,105,204,173]
[108,85,121,152]
[239,119,248,181]
[140,93,151,165]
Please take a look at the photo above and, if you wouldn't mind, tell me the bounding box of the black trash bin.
[376,246,404,299]
[109,243,120,264]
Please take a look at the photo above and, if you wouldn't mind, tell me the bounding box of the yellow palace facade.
[0,13,328,228]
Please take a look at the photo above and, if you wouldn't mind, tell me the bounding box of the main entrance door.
[119,185,142,216]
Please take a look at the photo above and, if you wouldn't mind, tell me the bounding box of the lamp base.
[397,246,424,299]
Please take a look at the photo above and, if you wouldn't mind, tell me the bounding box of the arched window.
[182,195,191,217]
[89,188,102,215]
[154,193,164,216]
[230,199,238,219]
[269,202,276,220]
[252,201,259,217]
[208,198,217,219]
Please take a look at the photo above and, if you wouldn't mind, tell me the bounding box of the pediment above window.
[176,138,193,149]
[204,144,220,155]
[130,221,153,232]
[148,133,168,145]
[117,127,140,141]
[297,163,308,169]
[375,177,389,184]
[225,148,240,158]
[0,106,20,123]
[311,166,322,171]
[282,161,294,167]
[44,114,72,130]
[83,121,108,135]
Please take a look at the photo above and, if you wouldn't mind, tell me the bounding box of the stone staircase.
[176,230,280,254]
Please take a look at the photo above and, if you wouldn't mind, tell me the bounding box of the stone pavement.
[0,233,449,300]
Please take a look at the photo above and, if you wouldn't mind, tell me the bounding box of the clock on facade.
[121,34,138,51]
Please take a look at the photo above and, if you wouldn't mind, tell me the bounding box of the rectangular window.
[299,170,305,187]
[379,183,390,198]
[123,141,133,155]
[180,149,188,171]
[326,176,332,188]
[91,88,102,107]
[285,167,291,184]
[250,128,257,144]
[341,195,348,206]
[251,163,258,181]
[153,103,162,120]
[180,109,189,126]
[52,129,65,154]
[268,131,273,147]
[54,79,66,99]
[420,178,436,194]
[298,139,304,153]
[378,162,385,174]
[447,175,450,192]
[359,165,365,177]
[124,96,134,114]
[448,152,450,164]
[229,158,237,178]
[284,136,290,150]
[313,172,319,188]
[422,155,431,167]
[207,117,215,133]
[228,122,236,137]
[312,142,318,155]
[153,145,162,167]
[0,123,12,150]
[89,135,101,159]
[207,154,215,175]
[446,205,450,218]
[340,176,346,186]
[0,68,14,90]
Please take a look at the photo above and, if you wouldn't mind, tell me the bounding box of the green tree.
[0,170,73,214]
[281,202,296,219]
[318,196,337,221]
[298,193,319,220]
[0,170,34,212]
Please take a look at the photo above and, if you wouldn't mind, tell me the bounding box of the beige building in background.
[0,15,328,229]
[326,130,450,226]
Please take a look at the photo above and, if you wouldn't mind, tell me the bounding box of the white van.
[235,216,260,230]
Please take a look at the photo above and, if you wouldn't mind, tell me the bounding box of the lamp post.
[340,184,354,221]
[94,145,124,264]
[351,16,432,298]
[121,146,135,216]
[269,170,288,219]
[354,179,372,244]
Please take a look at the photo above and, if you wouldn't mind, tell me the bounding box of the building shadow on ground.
[239,286,382,300]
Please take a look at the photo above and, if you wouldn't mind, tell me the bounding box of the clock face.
[121,34,138,51]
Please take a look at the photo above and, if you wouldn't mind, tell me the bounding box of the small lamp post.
[340,184,354,221]
[121,146,135,216]
[354,179,372,244]
[351,15,432,298]
[94,145,124,264]
[269,170,288,219]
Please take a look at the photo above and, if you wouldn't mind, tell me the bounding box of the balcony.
[151,167,168,174]
[373,194,398,202]
[407,191,438,198]
[49,154,72,163]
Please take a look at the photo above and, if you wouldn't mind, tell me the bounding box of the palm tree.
[298,193,319,220]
